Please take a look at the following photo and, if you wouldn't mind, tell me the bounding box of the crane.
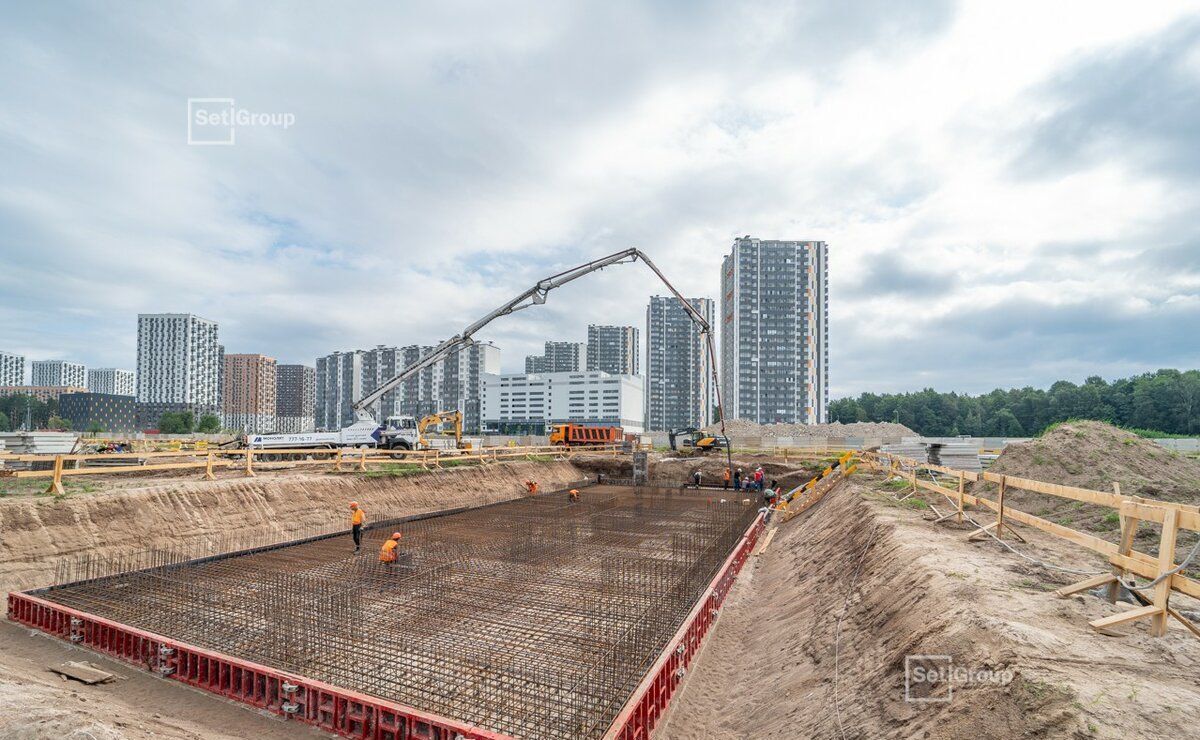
[356,248,731,469]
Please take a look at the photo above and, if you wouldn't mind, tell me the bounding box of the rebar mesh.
[38,484,756,739]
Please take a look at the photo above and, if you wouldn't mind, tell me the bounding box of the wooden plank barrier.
[860,451,1200,638]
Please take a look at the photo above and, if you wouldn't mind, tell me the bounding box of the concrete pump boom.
[351,249,729,462]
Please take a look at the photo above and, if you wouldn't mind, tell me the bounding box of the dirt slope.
[659,476,1200,739]
[0,460,585,594]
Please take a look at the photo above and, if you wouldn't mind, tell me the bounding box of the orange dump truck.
[548,424,623,446]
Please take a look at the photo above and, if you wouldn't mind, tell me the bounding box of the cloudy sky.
[2,1,1198,397]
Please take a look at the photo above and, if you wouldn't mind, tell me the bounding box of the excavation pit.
[21,485,760,739]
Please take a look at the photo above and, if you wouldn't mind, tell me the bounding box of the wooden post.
[359,447,368,471]
[996,474,1007,541]
[46,455,66,496]
[956,471,965,524]
[244,449,255,477]
[334,448,343,472]
[1151,507,1180,637]
[1108,509,1140,603]
[204,452,215,481]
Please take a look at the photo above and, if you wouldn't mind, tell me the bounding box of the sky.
[1,1,1198,398]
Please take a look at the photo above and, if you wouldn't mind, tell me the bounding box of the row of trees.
[828,369,1200,438]
[158,411,222,434]
[0,395,221,434]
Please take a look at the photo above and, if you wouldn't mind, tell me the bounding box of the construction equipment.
[549,424,622,446]
[245,415,420,451]
[667,427,730,454]
[417,411,470,450]
[247,248,731,467]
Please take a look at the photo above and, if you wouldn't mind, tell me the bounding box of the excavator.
[417,410,470,450]
[668,427,730,454]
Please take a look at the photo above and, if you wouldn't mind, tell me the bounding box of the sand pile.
[703,418,915,438]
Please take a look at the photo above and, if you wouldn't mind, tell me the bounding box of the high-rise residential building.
[222,354,277,434]
[720,236,829,424]
[87,368,135,397]
[32,360,86,388]
[525,341,585,374]
[587,325,639,376]
[482,370,645,434]
[645,296,714,431]
[136,313,222,428]
[316,342,500,432]
[0,351,25,386]
[315,350,364,431]
[275,364,316,433]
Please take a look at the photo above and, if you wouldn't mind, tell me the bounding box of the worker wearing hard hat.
[569,488,580,502]
[349,502,365,552]
[525,480,539,495]
[379,532,402,564]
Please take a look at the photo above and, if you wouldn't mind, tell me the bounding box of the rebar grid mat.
[37,485,757,739]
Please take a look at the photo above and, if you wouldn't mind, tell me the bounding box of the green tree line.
[828,369,1200,437]
[0,395,62,431]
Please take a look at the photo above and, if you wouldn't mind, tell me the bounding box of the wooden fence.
[860,451,1200,639]
[0,444,624,495]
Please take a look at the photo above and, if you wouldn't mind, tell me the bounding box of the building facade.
[136,314,222,427]
[587,325,639,375]
[31,360,86,388]
[0,386,88,403]
[439,342,500,433]
[645,296,714,431]
[275,364,316,433]
[222,354,277,433]
[315,350,364,431]
[482,370,645,435]
[87,368,135,397]
[720,237,828,425]
[524,341,585,374]
[59,393,137,433]
[0,351,25,386]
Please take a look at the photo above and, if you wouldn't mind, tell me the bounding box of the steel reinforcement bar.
[7,590,513,740]
[603,510,766,739]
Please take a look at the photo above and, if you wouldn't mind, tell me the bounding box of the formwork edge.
[602,510,767,740]
[6,590,515,740]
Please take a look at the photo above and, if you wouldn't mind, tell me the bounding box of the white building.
[720,237,829,424]
[136,313,222,427]
[0,351,24,386]
[88,368,136,397]
[32,360,86,388]
[482,370,645,435]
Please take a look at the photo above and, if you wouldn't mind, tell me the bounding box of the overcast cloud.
[1,1,1198,397]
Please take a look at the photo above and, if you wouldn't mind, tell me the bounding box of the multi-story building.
[87,368,135,397]
[482,370,645,435]
[275,364,316,433]
[136,314,222,428]
[397,344,439,420]
[315,350,364,431]
[32,360,86,388]
[524,341,585,374]
[720,236,829,424]
[439,342,500,433]
[0,351,25,386]
[0,386,88,403]
[645,296,714,431]
[59,393,137,433]
[587,325,639,376]
[222,354,277,433]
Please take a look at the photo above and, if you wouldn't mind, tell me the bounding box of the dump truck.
[548,424,623,446]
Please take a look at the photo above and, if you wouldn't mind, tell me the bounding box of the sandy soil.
[659,474,1200,739]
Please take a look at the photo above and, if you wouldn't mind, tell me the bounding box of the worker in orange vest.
[569,488,580,502]
[526,480,539,495]
[723,467,731,489]
[379,532,402,563]
[349,502,365,552]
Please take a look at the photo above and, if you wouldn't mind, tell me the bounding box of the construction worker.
[733,468,743,491]
[379,532,402,564]
[692,470,702,487]
[349,502,365,552]
[753,467,765,492]
[722,467,731,490]
[569,488,580,502]
[525,479,539,495]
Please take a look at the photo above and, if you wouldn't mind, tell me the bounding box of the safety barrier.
[0,444,624,495]
[861,451,1200,639]
[603,511,766,739]
[6,591,513,739]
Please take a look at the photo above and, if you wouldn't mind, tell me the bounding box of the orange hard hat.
[391,532,402,539]
[349,501,358,509]
[569,489,579,494]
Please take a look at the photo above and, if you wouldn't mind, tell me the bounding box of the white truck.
[246,415,421,451]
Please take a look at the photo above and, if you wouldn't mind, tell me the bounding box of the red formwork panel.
[603,512,766,740]
[5,591,513,740]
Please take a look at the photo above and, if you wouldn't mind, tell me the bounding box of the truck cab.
[380,415,420,450]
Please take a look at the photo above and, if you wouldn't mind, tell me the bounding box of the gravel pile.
[703,419,915,438]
